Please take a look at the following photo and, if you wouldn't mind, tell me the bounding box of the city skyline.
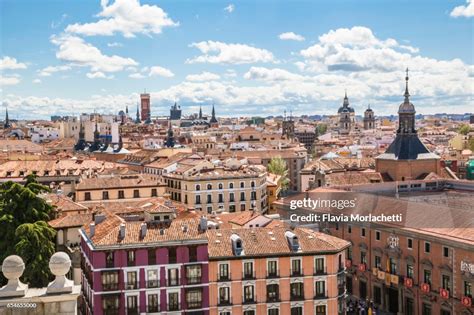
[1,0,473,120]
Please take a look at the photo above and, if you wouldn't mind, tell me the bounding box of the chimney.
[199,216,207,231]
[94,213,106,225]
[89,223,95,238]
[119,223,126,239]
[140,222,147,238]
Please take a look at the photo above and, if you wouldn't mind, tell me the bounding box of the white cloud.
[0,75,21,86]
[149,66,174,77]
[33,79,42,84]
[86,71,113,79]
[0,56,27,70]
[244,67,307,81]
[107,42,123,47]
[51,34,138,72]
[279,32,305,41]
[65,0,178,37]
[129,72,146,79]
[187,41,276,64]
[38,65,72,77]
[224,4,235,13]
[186,71,221,81]
[450,0,474,17]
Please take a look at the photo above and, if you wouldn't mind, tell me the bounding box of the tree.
[459,124,471,135]
[0,175,56,287]
[267,156,290,192]
[469,137,474,151]
[316,123,328,136]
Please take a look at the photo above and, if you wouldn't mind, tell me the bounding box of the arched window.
[207,184,212,190]
[196,184,201,191]
[229,183,234,189]
[218,183,223,189]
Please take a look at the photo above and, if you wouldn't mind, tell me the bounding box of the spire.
[126,105,129,115]
[343,90,349,106]
[4,107,11,128]
[135,103,141,124]
[199,106,202,119]
[210,104,217,124]
[404,67,410,102]
[93,119,99,140]
[165,122,175,148]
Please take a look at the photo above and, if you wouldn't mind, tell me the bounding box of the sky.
[0,0,473,120]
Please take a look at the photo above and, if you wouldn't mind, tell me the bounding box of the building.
[207,227,350,315]
[73,174,164,202]
[363,106,375,130]
[338,92,355,135]
[163,160,268,213]
[376,70,440,181]
[275,179,474,315]
[79,208,210,315]
[170,102,182,121]
[141,93,151,123]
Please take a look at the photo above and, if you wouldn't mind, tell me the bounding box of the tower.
[165,123,175,148]
[199,106,203,120]
[74,121,87,151]
[375,69,440,181]
[363,105,375,130]
[140,92,150,122]
[89,120,102,152]
[135,104,141,124]
[210,104,218,127]
[338,91,355,135]
[282,110,295,139]
[4,107,11,129]
[170,102,182,120]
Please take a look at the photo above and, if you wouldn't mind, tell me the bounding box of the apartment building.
[80,209,209,315]
[207,227,350,315]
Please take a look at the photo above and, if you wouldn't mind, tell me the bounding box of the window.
[151,188,157,197]
[102,191,109,200]
[240,182,245,188]
[244,311,255,315]
[407,264,414,279]
[374,286,382,305]
[219,287,230,305]
[102,294,119,312]
[148,249,156,265]
[229,205,235,212]
[219,263,229,281]
[291,259,302,276]
[207,184,212,190]
[229,183,234,189]
[101,271,119,291]
[240,204,246,211]
[361,227,366,237]
[315,280,325,298]
[168,268,179,286]
[348,225,352,233]
[168,292,179,311]
[267,260,278,277]
[240,192,245,201]
[105,252,114,268]
[207,194,212,204]
[218,193,223,203]
[267,283,279,302]
[251,191,257,200]
[243,284,255,302]
[127,295,138,314]
[133,189,140,198]
[407,238,413,249]
[424,269,432,285]
[442,275,451,291]
[360,281,367,299]
[189,246,197,262]
[84,192,91,201]
[405,297,414,315]
[360,252,367,265]
[243,261,254,279]
[424,242,431,253]
[229,193,235,202]
[147,269,158,288]
[186,288,202,309]
[389,257,397,274]
[127,251,135,266]
[218,183,223,189]
[375,256,381,269]
[315,305,326,315]
[147,294,159,312]
[422,303,431,315]
[268,309,279,315]
[290,282,304,299]
[186,265,202,284]
[375,230,381,241]
[291,306,303,315]
[347,247,352,260]
[195,195,201,204]
[314,257,325,274]
[346,276,352,294]
[196,184,201,191]
[126,271,138,289]
[443,246,449,258]
[464,281,472,297]
[118,190,125,199]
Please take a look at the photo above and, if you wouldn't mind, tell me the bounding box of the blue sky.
[1,0,473,119]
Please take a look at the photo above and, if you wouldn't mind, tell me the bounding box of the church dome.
[398,100,415,114]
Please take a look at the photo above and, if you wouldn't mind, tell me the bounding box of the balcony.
[218,298,233,306]
[126,308,139,315]
[291,268,304,277]
[266,294,281,303]
[187,301,203,310]
[314,292,327,300]
[290,294,305,301]
[146,305,160,313]
[338,285,345,296]
[266,270,279,279]
[102,283,119,291]
[313,268,327,276]
[242,271,256,280]
[146,280,159,288]
[103,308,120,315]
[167,303,180,312]
[168,278,179,287]
[125,282,138,290]
[186,276,201,285]
[217,272,231,282]
[242,297,256,305]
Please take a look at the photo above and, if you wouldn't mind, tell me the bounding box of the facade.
[141,93,151,123]
[80,210,210,315]
[337,93,355,135]
[363,106,375,130]
[207,227,350,315]
[170,102,182,121]
[376,70,440,181]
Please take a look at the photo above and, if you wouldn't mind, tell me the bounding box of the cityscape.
[0,1,473,315]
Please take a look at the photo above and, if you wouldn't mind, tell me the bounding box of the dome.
[118,110,126,116]
[398,100,415,114]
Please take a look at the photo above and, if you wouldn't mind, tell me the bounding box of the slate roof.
[377,134,439,160]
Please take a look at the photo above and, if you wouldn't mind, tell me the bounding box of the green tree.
[316,123,328,136]
[0,175,56,287]
[267,156,290,192]
[469,137,474,151]
[459,124,471,135]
